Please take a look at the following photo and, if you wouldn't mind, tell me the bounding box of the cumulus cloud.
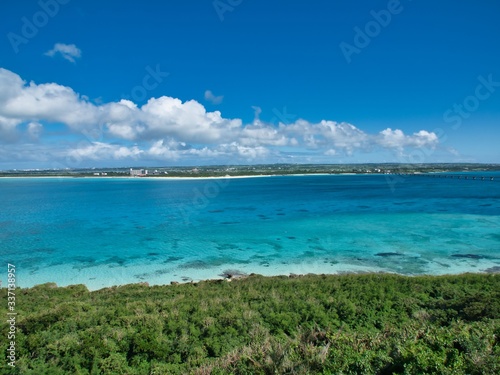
[0,68,443,166]
[44,43,82,63]
[139,96,242,143]
[67,142,143,161]
[0,115,21,143]
[282,120,369,153]
[240,124,289,147]
[27,122,43,140]
[0,68,100,131]
[377,128,438,150]
[147,139,192,160]
[204,90,224,105]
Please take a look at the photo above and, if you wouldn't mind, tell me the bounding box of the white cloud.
[44,43,82,63]
[282,120,369,153]
[409,130,439,147]
[27,122,43,139]
[67,142,143,161]
[0,68,100,132]
[377,128,438,150]
[0,116,21,142]
[204,90,224,105]
[139,96,242,143]
[147,139,185,160]
[0,68,443,166]
[240,124,289,146]
[218,142,270,159]
[252,106,262,122]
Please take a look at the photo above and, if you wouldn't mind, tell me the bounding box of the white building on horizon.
[130,168,148,177]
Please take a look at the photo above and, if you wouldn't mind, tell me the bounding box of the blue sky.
[0,0,499,169]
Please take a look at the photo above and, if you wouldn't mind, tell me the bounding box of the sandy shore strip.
[16,255,500,291]
[0,173,367,181]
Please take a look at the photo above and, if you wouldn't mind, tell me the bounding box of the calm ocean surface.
[1,173,499,290]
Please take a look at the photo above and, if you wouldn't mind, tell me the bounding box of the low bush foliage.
[1,273,499,374]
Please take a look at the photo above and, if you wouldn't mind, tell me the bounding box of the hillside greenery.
[1,273,499,374]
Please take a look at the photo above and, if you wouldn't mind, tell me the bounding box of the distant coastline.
[0,173,356,180]
[1,162,499,179]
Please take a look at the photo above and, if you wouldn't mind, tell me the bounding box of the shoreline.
[0,173,358,180]
[9,269,500,292]
[14,261,500,292]
[1,170,499,180]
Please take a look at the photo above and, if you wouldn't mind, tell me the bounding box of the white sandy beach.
[17,254,500,291]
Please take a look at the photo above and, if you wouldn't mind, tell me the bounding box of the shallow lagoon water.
[1,173,499,290]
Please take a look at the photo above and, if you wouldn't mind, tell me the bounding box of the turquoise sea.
[1,173,499,290]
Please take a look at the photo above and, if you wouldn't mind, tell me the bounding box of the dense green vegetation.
[1,273,499,374]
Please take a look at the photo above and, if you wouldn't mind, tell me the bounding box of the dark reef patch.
[154,269,170,276]
[375,252,404,257]
[234,259,251,264]
[272,243,283,251]
[49,260,65,267]
[484,266,500,273]
[106,256,127,268]
[34,247,57,254]
[451,254,486,260]
[216,243,239,251]
[309,245,325,251]
[73,256,96,264]
[487,233,500,241]
[179,260,211,269]
[219,269,247,279]
[228,206,256,211]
